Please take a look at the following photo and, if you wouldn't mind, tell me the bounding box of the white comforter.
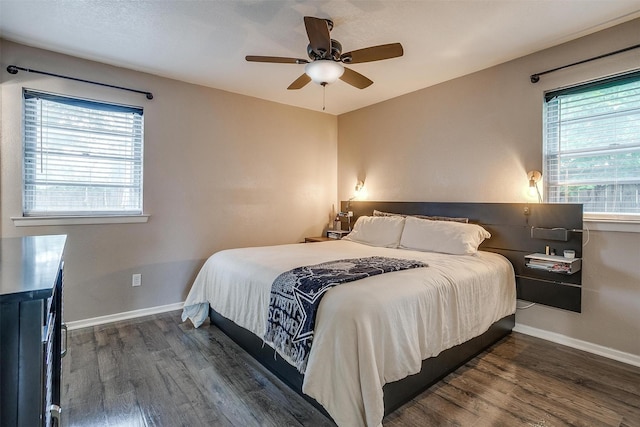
[182,240,516,427]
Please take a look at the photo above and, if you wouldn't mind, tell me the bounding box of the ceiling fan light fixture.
[305,60,344,85]
[246,16,403,91]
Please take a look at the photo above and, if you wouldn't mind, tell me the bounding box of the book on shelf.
[524,253,581,275]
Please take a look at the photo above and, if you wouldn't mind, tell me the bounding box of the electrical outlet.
[132,273,141,287]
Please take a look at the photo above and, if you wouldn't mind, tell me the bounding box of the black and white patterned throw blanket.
[264,256,427,373]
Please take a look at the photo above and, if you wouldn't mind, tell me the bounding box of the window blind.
[543,71,640,216]
[23,90,144,216]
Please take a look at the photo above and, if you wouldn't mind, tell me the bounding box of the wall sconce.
[528,170,542,203]
[344,180,366,213]
[354,180,365,198]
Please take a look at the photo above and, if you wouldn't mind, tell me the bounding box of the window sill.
[12,214,150,227]
[584,218,640,233]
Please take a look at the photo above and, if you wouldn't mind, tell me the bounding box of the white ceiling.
[1,1,640,115]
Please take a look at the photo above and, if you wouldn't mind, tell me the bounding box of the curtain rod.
[6,65,154,100]
[530,43,640,84]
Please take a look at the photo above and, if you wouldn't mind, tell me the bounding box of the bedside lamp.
[354,180,366,198]
[528,171,542,203]
[345,180,365,210]
[340,180,365,231]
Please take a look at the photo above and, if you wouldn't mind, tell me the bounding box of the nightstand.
[304,236,333,243]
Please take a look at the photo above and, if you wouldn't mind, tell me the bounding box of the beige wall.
[2,18,638,359]
[338,19,640,357]
[1,40,338,321]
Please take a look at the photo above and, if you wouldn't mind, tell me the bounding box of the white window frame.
[543,70,640,225]
[18,89,146,224]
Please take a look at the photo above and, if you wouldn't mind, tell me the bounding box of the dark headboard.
[340,201,583,312]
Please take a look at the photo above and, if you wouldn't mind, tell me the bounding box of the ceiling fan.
[246,16,404,90]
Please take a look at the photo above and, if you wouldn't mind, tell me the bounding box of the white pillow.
[342,215,406,248]
[373,209,469,223]
[399,216,491,255]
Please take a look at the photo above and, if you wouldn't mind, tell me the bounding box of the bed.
[182,201,583,426]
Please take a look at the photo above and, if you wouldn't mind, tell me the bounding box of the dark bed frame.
[208,201,583,421]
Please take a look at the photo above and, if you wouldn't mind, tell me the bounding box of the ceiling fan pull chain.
[322,82,326,111]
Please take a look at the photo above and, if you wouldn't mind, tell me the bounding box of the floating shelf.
[525,253,582,275]
[327,229,350,239]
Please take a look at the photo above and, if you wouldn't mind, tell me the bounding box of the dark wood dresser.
[0,235,67,427]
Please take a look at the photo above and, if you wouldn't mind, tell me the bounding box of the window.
[543,71,640,219]
[23,90,144,216]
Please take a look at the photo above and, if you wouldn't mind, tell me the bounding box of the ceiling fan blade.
[340,67,373,89]
[304,16,331,57]
[246,55,308,64]
[287,74,312,90]
[341,43,404,64]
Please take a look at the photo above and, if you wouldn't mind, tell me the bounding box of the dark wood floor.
[62,310,640,426]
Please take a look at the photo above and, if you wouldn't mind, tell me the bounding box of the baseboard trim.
[66,302,184,330]
[514,323,640,368]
